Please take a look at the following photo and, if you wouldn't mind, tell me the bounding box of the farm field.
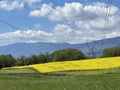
[0,57,120,90]
[11,57,120,73]
[0,68,38,74]
[0,68,120,90]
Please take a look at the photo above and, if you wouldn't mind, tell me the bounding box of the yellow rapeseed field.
[12,57,120,73]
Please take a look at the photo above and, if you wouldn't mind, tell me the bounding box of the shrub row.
[0,47,120,68]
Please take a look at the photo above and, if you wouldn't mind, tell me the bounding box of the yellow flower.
[13,57,120,73]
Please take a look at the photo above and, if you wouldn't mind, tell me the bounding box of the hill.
[0,37,119,57]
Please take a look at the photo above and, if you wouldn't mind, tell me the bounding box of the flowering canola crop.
[13,57,120,73]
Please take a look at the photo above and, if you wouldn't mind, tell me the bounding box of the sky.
[0,0,120,46]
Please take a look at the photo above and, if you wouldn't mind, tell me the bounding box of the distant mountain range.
[0,37,120,57]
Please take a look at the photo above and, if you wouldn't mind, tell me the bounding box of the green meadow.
[0,68,120,90]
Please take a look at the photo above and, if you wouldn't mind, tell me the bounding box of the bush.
[102,47,120,57]
[16,53,51,66]
[50,48,86,62]
[0,54,16,68]
[38,52,50,63]
[0,62,2,69]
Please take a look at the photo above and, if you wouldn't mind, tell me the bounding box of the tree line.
[0,47,120,69]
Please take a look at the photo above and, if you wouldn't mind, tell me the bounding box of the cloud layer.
[29,2,120,43]
[0,1,120,45]
[0,0,41,10]
[0,0,24,10]
[0,23,120,46]
[29,2,118,21]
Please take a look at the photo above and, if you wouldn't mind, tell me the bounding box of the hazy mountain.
[0,37,119,57]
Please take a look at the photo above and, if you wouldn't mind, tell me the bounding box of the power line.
[0,17,19,30]
[54,0,71,26]
[82,0,98,57]
[83,0,112,57]
[100,0,112,40]
[93,0,113,58]
[103,0,112,38]
[0,17,61,49]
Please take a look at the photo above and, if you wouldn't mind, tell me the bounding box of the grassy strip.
[47,67,120,75]
[0,68,38,74]
[0,73,119,90]
[0,67,119,90]
[0,67,120,76]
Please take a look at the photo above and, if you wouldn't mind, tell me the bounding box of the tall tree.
[50,48,86,62]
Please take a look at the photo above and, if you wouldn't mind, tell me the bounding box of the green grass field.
[0,68,120,90]
[0,68,37,73]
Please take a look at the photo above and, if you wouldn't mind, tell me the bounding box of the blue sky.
[0,0,120,46]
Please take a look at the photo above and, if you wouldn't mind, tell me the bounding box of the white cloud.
[0,22,120,46]
[0,2,120,45]
[52,24,83,43]
[0,0,41,10]
[0,30,53,45]
[0,0,24,11]
[21,0,41,7]
[0,26,83,45]
[23,0,41,3]
[29,2,120,42]
[29,2,119,21]
[29,3,53,17]
[0,24,85,45]
[106,30,120,38]
[75,16,120,31]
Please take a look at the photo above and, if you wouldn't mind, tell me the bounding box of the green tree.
[50,48,86,62]
[16,56,28,66]
[38,52,50,63]
[28,55,39,65]
[102,47,120,57]
[0,54,16,68]
[0,60,2,69]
